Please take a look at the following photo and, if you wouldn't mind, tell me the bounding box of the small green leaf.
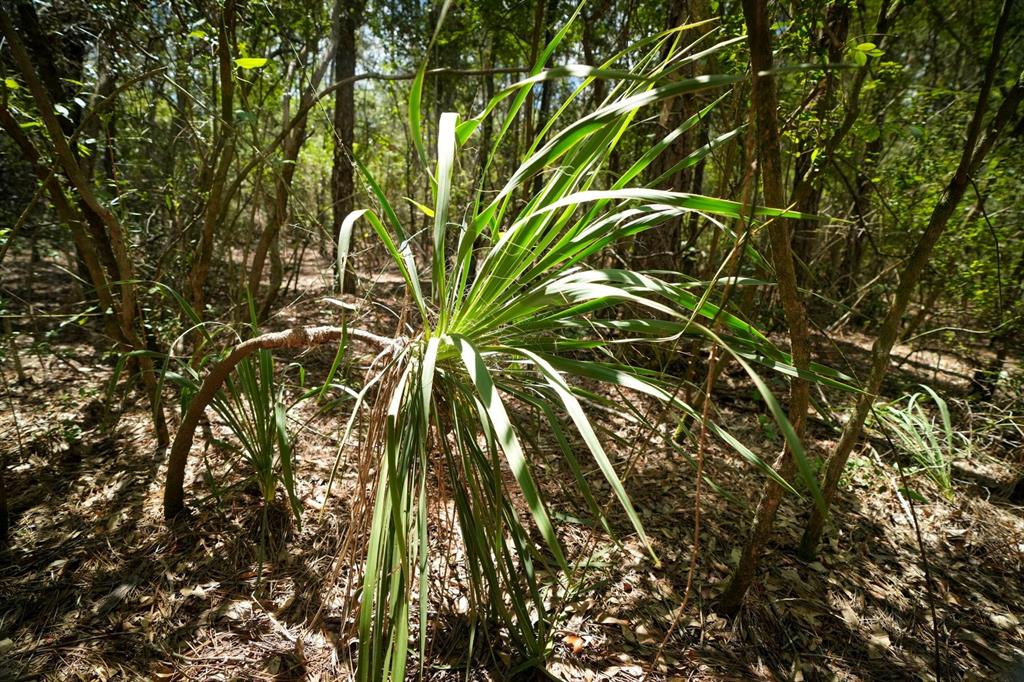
[898,487,929,504]
[855,42,877,51]
[188,29,207,39]
[404,197,434,218]
[852,50,868,67]
[235,57,268,70]
[4,78,19,90]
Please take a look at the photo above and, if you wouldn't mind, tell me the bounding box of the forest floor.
[1,257,1023,681]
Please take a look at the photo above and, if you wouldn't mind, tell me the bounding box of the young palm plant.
[334,19,848,679]
[165,297,303,540]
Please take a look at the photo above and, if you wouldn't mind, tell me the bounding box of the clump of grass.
[166,295,303,540]
[872,384,969,500]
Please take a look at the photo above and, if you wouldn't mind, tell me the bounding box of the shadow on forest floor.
[1,257,1023,680]
[531,377,1024,681]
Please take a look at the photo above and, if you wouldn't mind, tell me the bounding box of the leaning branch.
[162,325,401,519]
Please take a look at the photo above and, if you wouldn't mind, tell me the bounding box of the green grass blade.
[451,335,569,574]
[433,112,458,318]
[511,347,657,564]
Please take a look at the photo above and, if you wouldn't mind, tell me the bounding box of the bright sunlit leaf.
[235,57,268,70]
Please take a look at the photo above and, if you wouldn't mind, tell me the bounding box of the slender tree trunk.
[581,0,613,107]
[631,0,693,273]
[530,14,554,198]
[799,0,1022,558]
[790,0,901,293]
[0,454,7,547]
[189,0,237,315]
[80,46,116,183]
[718,0,814,615]
[6,0,122,291]
[791,1,850,287]
[331,0,363,295]
[251,42,336,316]
[900,283,943,342]
[677,107,753,431]
[970,244,1024,400]
[522,0,547,149]
[836,131,885,298]
[0,108,125,346]
[252,118,306,314]
[476,41,496,182]
[0,8,168,447]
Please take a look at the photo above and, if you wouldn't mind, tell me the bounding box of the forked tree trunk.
[799,0,1022,558]
[252,115,306,316]
[250,40,337,318]
[717,0,814,614]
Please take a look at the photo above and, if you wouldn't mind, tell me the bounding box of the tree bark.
[0,448,8,547]
[718,0,814,614]
[790,1,851,287]
[252,102,307,314]
[522,0,547,151]
[631,0,701,273]
[189,0,237,315]
[970,244,1024,401]
[836,129,885,298]
[250,40,337,317]
[799,0,1022,558]
[0,107,125,346]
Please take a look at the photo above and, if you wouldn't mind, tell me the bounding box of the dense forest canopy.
[1,0,1022,679]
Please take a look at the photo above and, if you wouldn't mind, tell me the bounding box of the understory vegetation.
[1,0,1023,679]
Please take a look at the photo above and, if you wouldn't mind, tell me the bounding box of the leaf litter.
[1,264,1022,680]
